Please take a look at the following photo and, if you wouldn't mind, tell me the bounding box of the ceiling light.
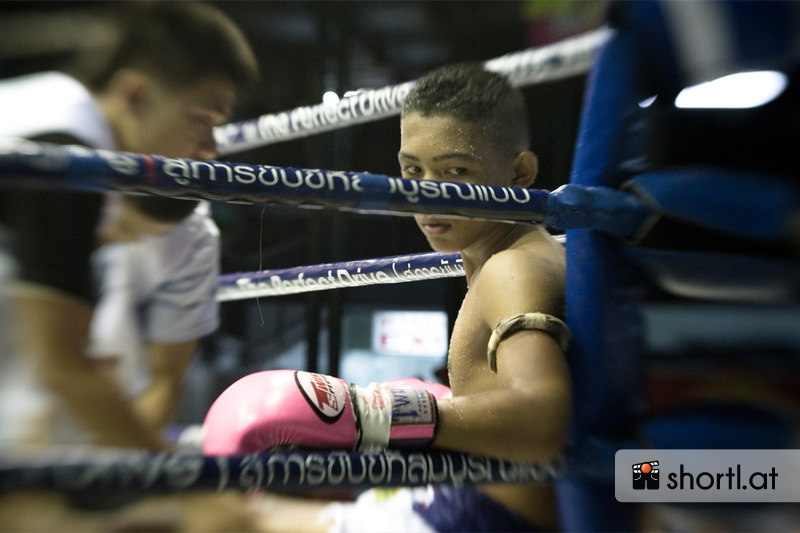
[675,70,787,109]
[322,91,340,106]
[639,95,657,108]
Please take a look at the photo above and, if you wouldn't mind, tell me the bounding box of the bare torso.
[446,225,566,530]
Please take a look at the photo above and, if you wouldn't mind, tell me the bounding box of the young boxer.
[203,63,570,533]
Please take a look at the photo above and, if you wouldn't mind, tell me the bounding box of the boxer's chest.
[446,288,497,395]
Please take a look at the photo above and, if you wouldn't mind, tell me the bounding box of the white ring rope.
[214,28,611,155]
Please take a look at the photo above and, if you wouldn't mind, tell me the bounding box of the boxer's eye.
[445,167,469,178]
[400,165,421,177]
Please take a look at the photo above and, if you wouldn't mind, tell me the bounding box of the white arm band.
[487,312,571,373]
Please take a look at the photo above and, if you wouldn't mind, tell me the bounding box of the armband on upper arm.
[487,312,571,373]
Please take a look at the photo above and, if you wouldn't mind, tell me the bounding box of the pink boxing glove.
[202,370,439,455]
[380,378,452,401]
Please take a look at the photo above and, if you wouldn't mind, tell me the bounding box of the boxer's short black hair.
[82,2,259,93]
[402,63,530,154]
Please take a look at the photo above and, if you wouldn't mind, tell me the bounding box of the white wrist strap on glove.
[351,383,438,451]
[352,383,394,451]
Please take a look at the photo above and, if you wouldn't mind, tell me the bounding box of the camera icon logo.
[632,461,659,490]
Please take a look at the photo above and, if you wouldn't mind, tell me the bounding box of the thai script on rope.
[214,28,611,154]
[0,450,564,494]
[0,137,652,241]
[0,138,552,224]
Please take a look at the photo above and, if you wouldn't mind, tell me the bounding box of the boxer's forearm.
[434,384,570,464]
[16,293,165,450]
[134,340,197,432]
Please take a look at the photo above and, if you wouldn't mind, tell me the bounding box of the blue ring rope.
[217,251,463,302]
[0,449,565,494]
[0,138,651,237]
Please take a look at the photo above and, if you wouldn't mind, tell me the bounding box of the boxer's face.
[116,73,234,160]
[398,112,520,253]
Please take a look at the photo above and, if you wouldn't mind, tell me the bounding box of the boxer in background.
[0,1,258,451]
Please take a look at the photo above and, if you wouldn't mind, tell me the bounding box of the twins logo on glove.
[202,369,448,456]
[295,371,348,423]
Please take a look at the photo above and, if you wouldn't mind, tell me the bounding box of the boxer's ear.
[107,68,151,117]
[511,150,537,188]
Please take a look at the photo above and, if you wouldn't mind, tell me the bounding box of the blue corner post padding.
[557,1,800,531]
[559,20,650,531]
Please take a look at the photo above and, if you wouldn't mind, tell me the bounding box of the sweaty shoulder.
[474,233,566,327]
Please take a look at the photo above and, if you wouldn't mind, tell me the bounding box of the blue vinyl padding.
[625,170,799,243]
[557,1,800,530]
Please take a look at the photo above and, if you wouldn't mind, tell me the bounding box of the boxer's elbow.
[522,385,572,463]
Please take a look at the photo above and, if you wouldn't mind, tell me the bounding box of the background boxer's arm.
[14,292,165,450]
[133,339,197,433]
[433,250,571,464]
[7,133,164,450]
[130,215,218,434]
